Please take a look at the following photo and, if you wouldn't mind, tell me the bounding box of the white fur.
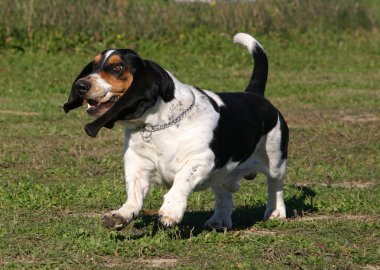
[101,49,115,67]
[88,74,112,95]
[233,32,263,53]
[108,73,286,229]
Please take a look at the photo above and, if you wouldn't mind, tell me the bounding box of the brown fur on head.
[71,51,136,118]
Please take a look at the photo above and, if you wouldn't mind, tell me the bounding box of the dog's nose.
[74,80,91,95]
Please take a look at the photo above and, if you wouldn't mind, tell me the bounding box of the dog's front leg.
[158,161,212,227]
[102,151,153,231]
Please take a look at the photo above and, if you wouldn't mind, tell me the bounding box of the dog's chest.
[125,90,221,186]
[128,131,203,182]
[128,123,218,187]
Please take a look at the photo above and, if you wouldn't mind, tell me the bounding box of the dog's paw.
[159,215,178,228]
[158,208,183,228]
[101,211,129,231]
[204,214,232,231]
[263,207,286,220]
[158,198,186,228]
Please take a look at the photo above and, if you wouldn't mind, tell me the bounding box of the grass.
[1,0,379,52]
[1,2,380,268]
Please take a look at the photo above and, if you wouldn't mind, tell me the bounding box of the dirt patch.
[272,88,380,128]
[235,214,379,237]
[282,109,325,128]
[292,214,379,223]
[139,258,178,268]
[341,114,380,123]
[0,109,40,116]
[326,88,380,98]
[61,210,102,218]
[296,181,377,189]
[283,109,380,128]
[364,265,380,270]
[236,228,277,237]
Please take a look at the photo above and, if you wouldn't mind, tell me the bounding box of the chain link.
[136,90,196,142]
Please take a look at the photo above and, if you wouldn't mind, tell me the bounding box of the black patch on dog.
[279,112,289,159]
[244,45,268,96]
[210,92,279,169]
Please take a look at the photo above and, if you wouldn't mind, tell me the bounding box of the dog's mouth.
[86,94,119,117]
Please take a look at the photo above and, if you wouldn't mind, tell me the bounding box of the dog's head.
[63,49,175,137]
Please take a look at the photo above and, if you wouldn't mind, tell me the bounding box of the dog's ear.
[84,60,175,138]
[63,61,95,113]
[148,60,175,102]
[118,51,174,102]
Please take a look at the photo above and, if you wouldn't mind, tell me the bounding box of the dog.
[64,33,289,231]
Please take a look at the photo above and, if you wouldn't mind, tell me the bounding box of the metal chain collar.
[136,90,196,142]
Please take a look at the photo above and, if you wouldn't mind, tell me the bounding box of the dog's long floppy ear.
[84,60,175,138]
[147,60,175,103]
[63,61,95,113]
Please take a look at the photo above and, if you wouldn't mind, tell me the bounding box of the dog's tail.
[233,33,268,96]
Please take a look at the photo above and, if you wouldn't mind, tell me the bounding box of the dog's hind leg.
[262,116,288,220]
[263,170,286,220]
[204,183,233,231]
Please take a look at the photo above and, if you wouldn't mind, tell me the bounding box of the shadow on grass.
[126,185,317,240]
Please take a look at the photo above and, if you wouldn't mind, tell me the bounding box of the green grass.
[1,27,380,269]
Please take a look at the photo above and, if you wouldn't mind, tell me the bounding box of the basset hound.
[64,33,289,230]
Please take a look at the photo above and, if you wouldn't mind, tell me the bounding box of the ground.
[0,33,379,269]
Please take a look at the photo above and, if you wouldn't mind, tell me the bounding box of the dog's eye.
[113,65,123,72]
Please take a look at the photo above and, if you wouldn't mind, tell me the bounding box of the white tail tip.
[233,33,263,53]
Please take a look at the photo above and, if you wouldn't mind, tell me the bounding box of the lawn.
[0,9,380,270]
